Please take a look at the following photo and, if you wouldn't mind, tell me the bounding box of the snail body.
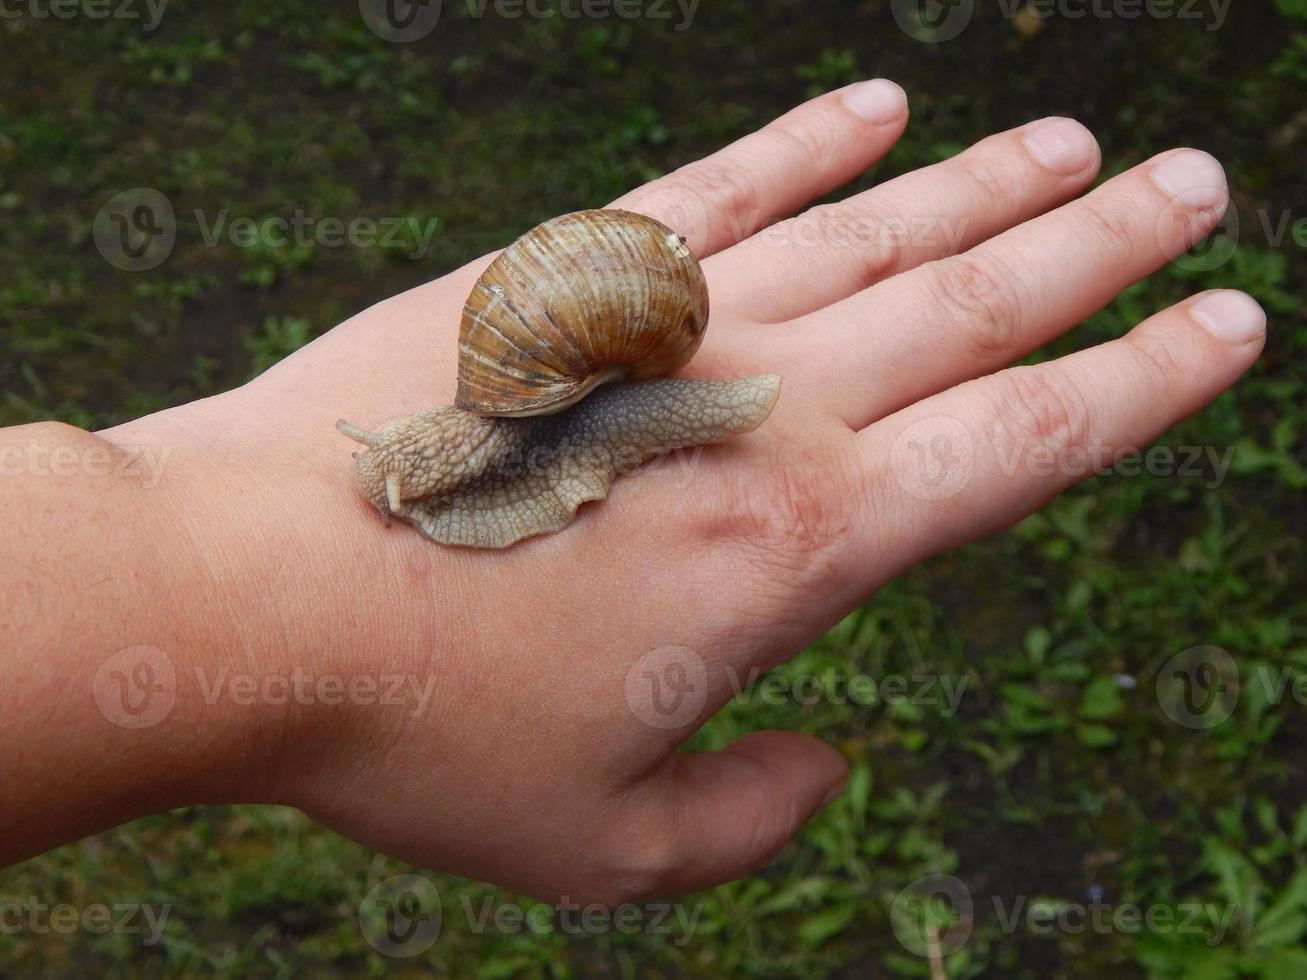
[338,209,780,549]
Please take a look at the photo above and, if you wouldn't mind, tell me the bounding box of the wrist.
[95,401,320,809]
[0,419,293,862]
[99,391,469,816]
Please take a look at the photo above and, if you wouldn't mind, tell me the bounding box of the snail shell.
[455,209,709,417]
[338,208,780,549]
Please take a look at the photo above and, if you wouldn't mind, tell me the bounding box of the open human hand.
[10,79,1262,904]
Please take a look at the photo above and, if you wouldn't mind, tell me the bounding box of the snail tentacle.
[339,209,781,549]
[335,419,382,448]
[352,376,780,549]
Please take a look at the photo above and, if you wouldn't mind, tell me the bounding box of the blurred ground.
[1,1,1305,976]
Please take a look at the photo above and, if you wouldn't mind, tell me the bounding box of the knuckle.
[1124,327,1183,388]
[804,202,899,289]
[583,804,680,904]
[707,441,854,586]
[770,115,833,169]
[1075,196,1138,253]
[853,239,901,292]
[675,160,763,239]
[926,252,1025,357]
[987,365,1092,458]
[957,150,1012,211]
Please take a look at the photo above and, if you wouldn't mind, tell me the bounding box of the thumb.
[637,730,848,895]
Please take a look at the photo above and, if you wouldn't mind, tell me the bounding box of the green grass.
[2,1,1306,976]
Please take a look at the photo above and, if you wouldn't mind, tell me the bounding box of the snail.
[336,209,781,549]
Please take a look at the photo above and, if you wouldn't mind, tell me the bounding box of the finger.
[712,117,1100,323]
[326,81,908,417]
[857,290,1265,575]
[628,731,846,895]
[794,148,1230,429]
[611,79,908,258]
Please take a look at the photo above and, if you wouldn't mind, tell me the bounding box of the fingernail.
[1021,117,1097,176]
[842,79,907,124]
[1190,290,1266,344]
[1151,150,1228,209]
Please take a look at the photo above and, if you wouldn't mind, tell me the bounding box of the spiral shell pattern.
[455,209,710,417]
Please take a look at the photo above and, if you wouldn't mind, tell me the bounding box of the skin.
[0,80,1264,905]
